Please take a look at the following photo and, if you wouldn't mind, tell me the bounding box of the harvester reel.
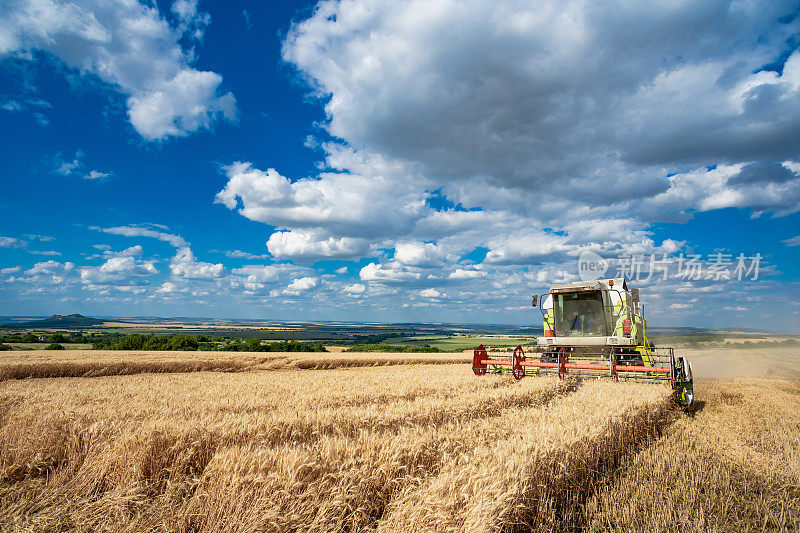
[472,345,488,376]
[511,346,525,380]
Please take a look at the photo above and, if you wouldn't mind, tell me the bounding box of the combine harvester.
[473,278,694,406]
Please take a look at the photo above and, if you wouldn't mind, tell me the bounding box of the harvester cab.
[473,278,694,407]
[538,278,644,347]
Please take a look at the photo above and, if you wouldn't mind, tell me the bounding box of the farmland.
[0,347,798,531]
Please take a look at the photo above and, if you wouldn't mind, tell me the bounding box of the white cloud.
[0,236,24,248]
[229,263,311,291]
[54,150,83,175]
[343,283,365,295]
[25,234,55,242]
[723,306,748,312]
[84,170,110,180]
[29,250,61,256]
[21,260,75,285]
[99,256,135,274]
[255,0,800,270]
[419,288,442,298]
[359,262,423,284]
[283,0,800,211]
[25,260,73,276]
[267,229,369,261]
[93,225,188,248]
[218,249,270,260]
[0,0,237,140]
[1,267,21,275]
[448,268,486,280]
[108,245,142,257]
[279,276,319,295]
[171,0,209,39]
[642,163,800,220]
[169,247,223,279]
[216,159,427,239]
[783,236,800,247]
[393,242,444,268]
[80,253,157,284]
[128,70,237,140]
[0,97,51,125]
[485,231,571,265]
[156,281,178,294]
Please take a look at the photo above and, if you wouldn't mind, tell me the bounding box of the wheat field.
[0,350,470,381]
[0,350,798,531]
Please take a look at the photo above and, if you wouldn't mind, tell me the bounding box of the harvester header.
[473,278,694,406]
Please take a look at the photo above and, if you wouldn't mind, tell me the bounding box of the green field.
[380,334,535,352]
[1,320,796,353]
[3,342,93,350]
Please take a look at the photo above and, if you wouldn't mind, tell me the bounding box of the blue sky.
[1,0,799,332]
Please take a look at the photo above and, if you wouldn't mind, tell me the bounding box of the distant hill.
[2,314,105,329]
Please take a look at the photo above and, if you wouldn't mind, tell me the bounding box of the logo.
[577,250,608,281]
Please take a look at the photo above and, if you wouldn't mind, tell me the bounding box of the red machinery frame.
[472,344,677,389]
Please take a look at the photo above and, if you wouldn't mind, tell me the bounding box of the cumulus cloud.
[484,231,572,265]
[393,242,445,268]
[156,281,179,294]
[29,0,790,325]
[230,263,311,291]
[211,1,799,296]
[216,158,427,240]
[343,283,365,295]
[80,254,157,284]
[217,1,798,317]
[21,260,75,285]
[287,276,317,291]
[283,0,800,209]
[419,288,442,298]
[267,229,369,262]
[359,262,423,284]
[25,260,73,276]
[642,162,800,220]
[276,276,319,295]
[169,247,223,279]
[0,0,237,139]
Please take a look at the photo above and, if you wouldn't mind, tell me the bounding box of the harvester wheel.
[512,346,525,380]
[676,356,694,407]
